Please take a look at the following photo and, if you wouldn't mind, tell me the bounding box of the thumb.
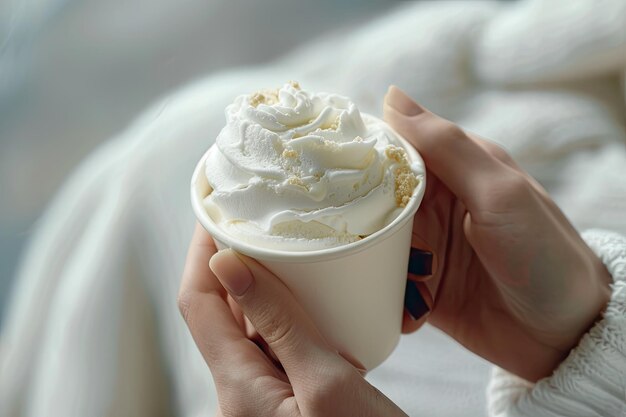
[209,249,340,382]
[383,85,508,211]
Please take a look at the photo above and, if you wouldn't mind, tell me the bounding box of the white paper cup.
[191,131,426,370]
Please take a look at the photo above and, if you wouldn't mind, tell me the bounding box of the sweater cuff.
[487,229,626,417]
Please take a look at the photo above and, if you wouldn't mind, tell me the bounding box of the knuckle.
[402,113,469,153]
[482,140,511,163]
[222,375,285,417]
[256,307,299,348]
[426,118,465,143]
[420,118,477,154]
[503,172,531,197]
[305,366,356,408]
[219,398,249,417]
[177,290,195,324]
[487,171,533,207]
[475,171,534,224]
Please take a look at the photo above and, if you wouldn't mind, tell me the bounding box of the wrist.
[521,254,613,381]
[585,257,612,329]
[488,230,626,415]
[555,255,612,363]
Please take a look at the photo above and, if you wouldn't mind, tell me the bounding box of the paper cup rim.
[191,122,426,263]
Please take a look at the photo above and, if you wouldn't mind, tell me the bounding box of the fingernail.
[408,248,433,276]
[404,281,430,320]
[385,85,424,117]
[209,250,253,296]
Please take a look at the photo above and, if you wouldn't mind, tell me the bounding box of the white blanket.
[1,1,625,416]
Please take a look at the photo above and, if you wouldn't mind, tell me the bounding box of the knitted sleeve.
[487,229,626,417]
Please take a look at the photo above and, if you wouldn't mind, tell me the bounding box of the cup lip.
[190,117,426,263]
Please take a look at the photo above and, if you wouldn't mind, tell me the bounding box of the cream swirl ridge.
[203,82,422,250]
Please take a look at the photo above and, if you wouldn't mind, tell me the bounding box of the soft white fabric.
[487,230,626,417]
[1,1,625,416]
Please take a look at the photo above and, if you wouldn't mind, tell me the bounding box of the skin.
[177,86,612,416]
[384,86,611,382]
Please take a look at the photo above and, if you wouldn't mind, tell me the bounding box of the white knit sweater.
[487,230,626,417]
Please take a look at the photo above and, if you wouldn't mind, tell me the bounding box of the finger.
[401,308,429,334]
[178,224,281,386]
[402,281,433,333]
[209,250,344,387]
[383,89,546,212]
[179,223,224,296]
[227,296,277,369]
[227,295,247,331]
[383,86,514,211]
[409,171,452,278]
[407,275,432,283]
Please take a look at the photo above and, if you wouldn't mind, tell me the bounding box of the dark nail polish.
[408,248,433,276]
[404,281,430,320]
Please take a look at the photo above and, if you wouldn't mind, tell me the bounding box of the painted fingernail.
[404,281,430,320]
[408,248,433,276]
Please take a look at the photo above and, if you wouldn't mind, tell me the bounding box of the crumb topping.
[395,166,419,207]
[321,139,340,150]
[249,81,301,107]
[385,145,405,163]
[385,145,419,207]
[287,176,306,188]
[282,149,298,159]
[249,89,279,107]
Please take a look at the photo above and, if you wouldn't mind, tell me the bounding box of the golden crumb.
[249,89,279,107]
[322,139,339,150]
[249,92,264,107]
[385,145,419,207]
[287,176,306,187]
[385,145,405,163]
[354,136,363,142]
[282,149,298,159]
[249,82,299,107]
[395,166,419,207]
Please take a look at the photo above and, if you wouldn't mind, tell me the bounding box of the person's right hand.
[178,224,409,417]
[384,86,612,382]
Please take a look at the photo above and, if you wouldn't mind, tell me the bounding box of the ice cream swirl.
[203,82,422,250]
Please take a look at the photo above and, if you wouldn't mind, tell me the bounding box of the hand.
[384,86,612,382]
[178,224,408,417]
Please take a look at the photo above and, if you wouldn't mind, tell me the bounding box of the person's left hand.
[178,223,408,417]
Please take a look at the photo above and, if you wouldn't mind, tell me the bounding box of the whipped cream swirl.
[203,82,421,250]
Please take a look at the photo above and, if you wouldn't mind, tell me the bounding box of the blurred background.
[0,0,399,325]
